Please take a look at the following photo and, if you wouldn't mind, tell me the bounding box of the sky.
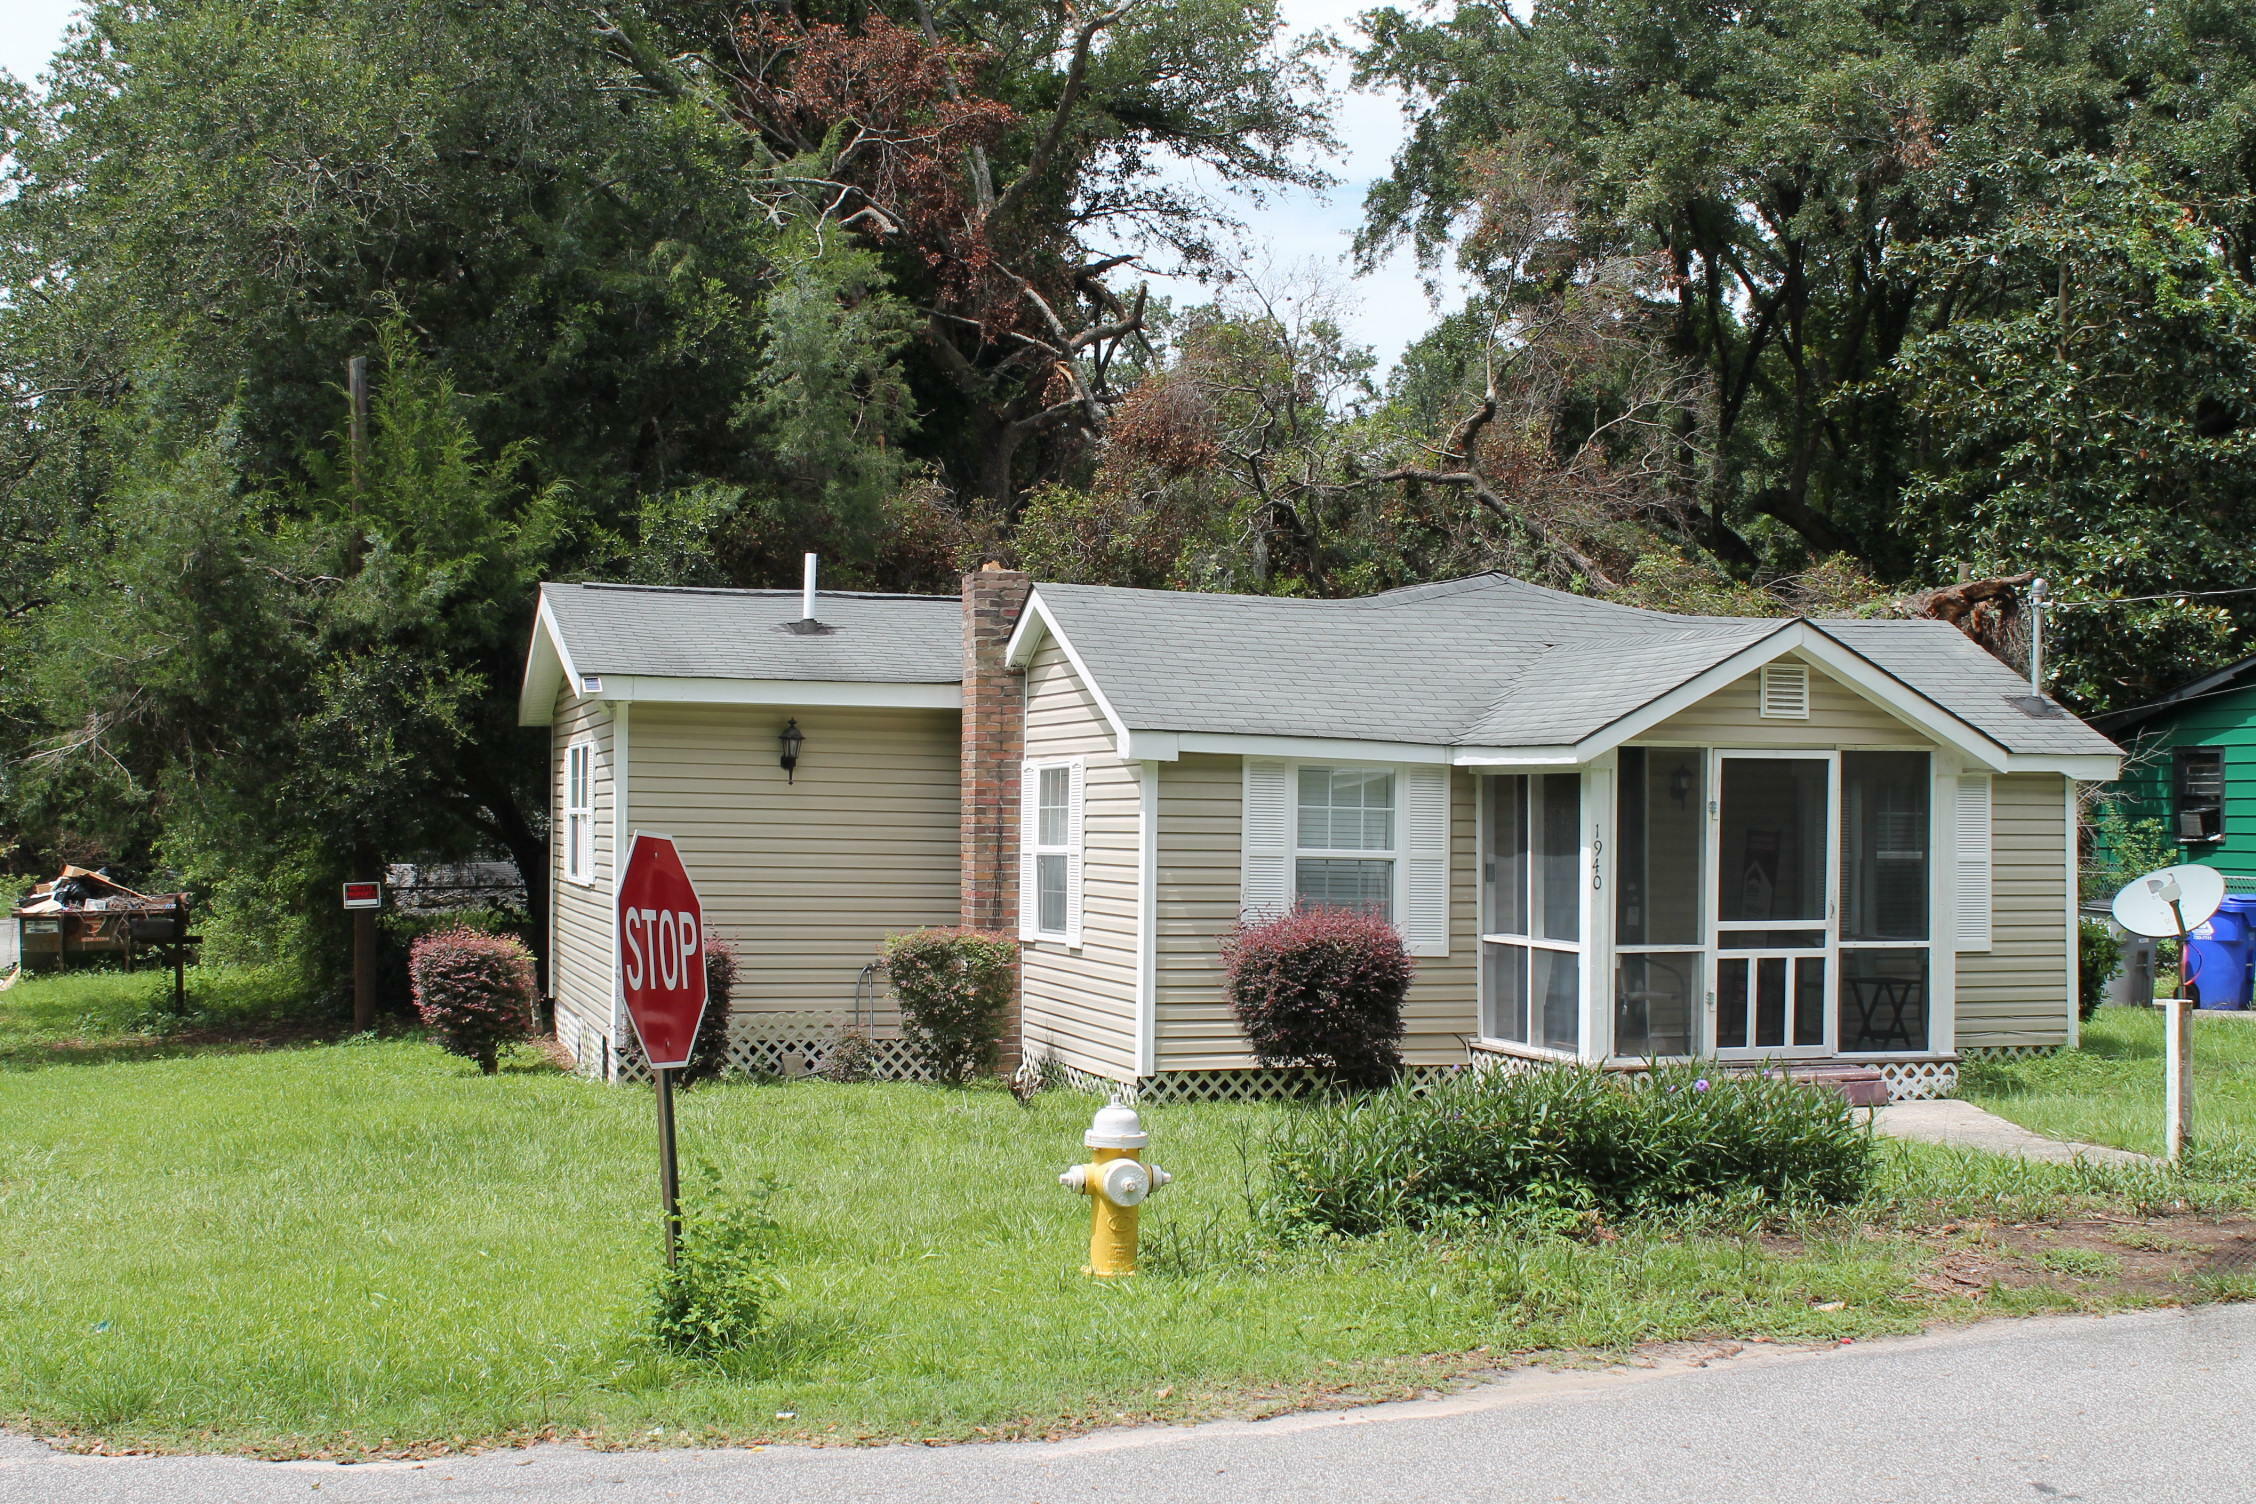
[0,0,1454,370]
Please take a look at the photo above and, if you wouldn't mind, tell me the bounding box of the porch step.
[1770,1065,1891,1108]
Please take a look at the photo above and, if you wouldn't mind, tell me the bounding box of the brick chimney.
[961,562,1032,1073]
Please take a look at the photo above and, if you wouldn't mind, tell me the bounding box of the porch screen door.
[1712,753,1834,1057]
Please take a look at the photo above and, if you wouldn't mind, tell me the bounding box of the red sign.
[616,832,708,1070]
[341,881,383,910]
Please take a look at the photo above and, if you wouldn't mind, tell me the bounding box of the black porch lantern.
[1670,763,1695,806]
[779,718,806,783]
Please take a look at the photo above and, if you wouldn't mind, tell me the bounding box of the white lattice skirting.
[1959,1044,2063,1061]
[597,1011,938,1084]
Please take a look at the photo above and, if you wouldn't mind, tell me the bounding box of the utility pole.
[348,355,377,1034]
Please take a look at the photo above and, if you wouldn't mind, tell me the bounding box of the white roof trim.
[515,596,584,727]
[597,676,961,710]
[1165,731,1453,765]
[2006,754,2123,780]
[1565,622,2014,772]
[1006,591,1134,753]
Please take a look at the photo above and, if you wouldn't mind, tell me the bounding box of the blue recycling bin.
[2184,895,2256,1010]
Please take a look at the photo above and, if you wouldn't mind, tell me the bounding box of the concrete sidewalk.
[1870,1098,2154,1165]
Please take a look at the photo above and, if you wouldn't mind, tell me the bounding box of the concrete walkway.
[1871,1098,2155,1165]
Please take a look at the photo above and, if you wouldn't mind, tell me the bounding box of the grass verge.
[0,978,2250,1457]
[1963,1004,2256,1170]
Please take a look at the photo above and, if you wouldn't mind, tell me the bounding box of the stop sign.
[616,832,708,1069]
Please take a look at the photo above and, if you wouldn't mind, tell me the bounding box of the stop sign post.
[617,831,709,1263]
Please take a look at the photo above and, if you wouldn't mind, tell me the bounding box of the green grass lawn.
[0,975,2249,1458]
[1963,1004,2256,1164]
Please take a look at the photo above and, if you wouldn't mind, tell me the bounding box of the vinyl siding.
[1638,654,1935,749]
[1956,772,2073,1046]
[1152,754,1480,1070]
[550,688,616,1055]
[1019,641,1141,1081]
[626,704,961,1023]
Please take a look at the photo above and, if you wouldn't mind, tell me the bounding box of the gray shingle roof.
[1033,575,2120,760]
[541,582,961,684]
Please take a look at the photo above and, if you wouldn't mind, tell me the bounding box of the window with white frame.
[1295,765,1397,918]
[1021,758,1084,943]
[563,740,595,884]
[1479,773,1583,1053]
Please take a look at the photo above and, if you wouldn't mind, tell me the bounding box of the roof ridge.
[556,581,956,603]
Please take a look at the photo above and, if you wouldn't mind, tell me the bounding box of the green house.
[2093,655,2256,883]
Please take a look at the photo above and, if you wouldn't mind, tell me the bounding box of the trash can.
[2184,895,2256,1010]
[2083,903,2156,1009]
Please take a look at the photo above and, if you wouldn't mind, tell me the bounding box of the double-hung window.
[1294,766,1397,918]
[1242,760,1451,956]
[563,740,595,885]
[1020,758,1084,944]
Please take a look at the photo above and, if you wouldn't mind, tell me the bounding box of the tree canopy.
[8,0,2256,986]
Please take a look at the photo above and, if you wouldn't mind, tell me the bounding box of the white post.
[2167,898,2194,1163]
[2165,996,2194,1162]
[2028,577,2048,694]
[801,553,819,621]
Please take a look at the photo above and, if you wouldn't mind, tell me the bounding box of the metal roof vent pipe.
[784,552,833,635]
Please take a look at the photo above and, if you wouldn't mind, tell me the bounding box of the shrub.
[648,1171,781,1357]
[408,927,537,1074]
[2078,918,2123,1021]
[1222,904,1415,1091]
[884,928,1018,1084]
[678,939,740,1086]
[615,937,740,1083]
[1264,1063,1875,1237]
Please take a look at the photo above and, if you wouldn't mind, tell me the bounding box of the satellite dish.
[2110,864,2227,939]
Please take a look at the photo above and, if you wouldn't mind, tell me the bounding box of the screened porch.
[1473,746,1950,1067]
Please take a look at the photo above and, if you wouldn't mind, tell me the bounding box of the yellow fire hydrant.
[1059,1103,1172,1277]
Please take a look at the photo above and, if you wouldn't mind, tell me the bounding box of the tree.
[705,0,1332,507]
[1355,0,2256,583]
[12,335,575,977]
[1882,156,2256,708]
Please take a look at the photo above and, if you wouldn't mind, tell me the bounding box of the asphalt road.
[3,1304,2249,1504]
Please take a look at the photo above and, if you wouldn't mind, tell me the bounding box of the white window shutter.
[1405,764,1451,957]
[1065,758,1086,947]
[1018,759,1040,942]
[1241,759,1291,922]
[1954,773,1994,952]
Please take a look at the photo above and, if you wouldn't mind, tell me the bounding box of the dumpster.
[2184,895,2256,1010]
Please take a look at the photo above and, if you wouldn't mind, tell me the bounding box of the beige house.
[520,568,2122,1100]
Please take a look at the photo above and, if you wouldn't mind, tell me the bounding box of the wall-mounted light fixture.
[1670,763,1694,807]
[779,719,805,783]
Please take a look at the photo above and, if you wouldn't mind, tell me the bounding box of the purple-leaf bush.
[1222,903,1416,1091]
[409,926,537,1075]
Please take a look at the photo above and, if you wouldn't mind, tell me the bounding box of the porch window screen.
[1615,748,1702,1057]
[1481,773,1581,1053]
[1839,751,1932,1052]
[563,740,595,884]
[2176,749,2225,844]
[1020,758,1084,944]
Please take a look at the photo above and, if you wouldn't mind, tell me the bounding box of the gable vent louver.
[1759,663,1811,719]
